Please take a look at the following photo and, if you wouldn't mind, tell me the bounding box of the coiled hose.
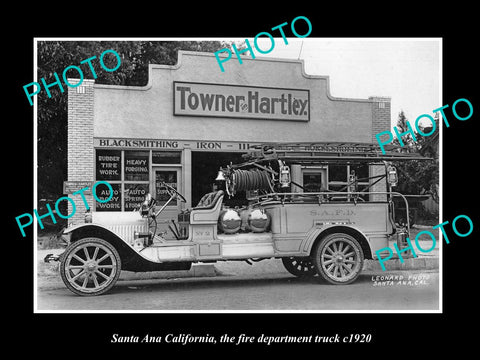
[227,168,274,196]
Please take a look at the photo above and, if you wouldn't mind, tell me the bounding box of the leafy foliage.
[392,110,439,203]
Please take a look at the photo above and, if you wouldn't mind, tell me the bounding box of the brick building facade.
[67,79,95,224]
[369,96,391,201]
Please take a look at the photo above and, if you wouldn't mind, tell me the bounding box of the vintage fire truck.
[50,143,428,296]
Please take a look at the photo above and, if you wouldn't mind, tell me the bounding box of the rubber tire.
[312,233,364,285]
[60,237,121,296]
[282,257,317,278]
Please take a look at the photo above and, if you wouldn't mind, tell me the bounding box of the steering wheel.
[162,182,187,203]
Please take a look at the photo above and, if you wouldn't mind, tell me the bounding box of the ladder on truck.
[239,142,430,166]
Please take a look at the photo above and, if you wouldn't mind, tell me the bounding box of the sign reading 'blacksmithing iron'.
[173,81,310,121]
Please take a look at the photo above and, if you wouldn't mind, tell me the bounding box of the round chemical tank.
[218,208,241,234]
[248,208,271,233]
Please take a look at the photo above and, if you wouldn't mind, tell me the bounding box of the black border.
[10,6,479,355]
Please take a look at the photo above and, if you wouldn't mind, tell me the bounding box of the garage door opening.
[191,151,247,207]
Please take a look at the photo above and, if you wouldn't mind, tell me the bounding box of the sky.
[251,37,441,130]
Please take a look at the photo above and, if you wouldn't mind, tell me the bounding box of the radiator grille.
[106,224,148,245]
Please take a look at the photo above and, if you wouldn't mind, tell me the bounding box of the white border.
[33,37,442,314]
[33,40,39,313]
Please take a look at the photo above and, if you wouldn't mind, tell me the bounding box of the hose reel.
[226,168,274,196]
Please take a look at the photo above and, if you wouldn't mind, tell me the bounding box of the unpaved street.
[37,270,439,311]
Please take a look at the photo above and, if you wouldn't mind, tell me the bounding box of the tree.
[393,110,417,152]
[37,41,144,205]
[392,110,439,203]
[37,40,227,209]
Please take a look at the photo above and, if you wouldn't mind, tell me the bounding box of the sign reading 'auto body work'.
[174,81,310,121]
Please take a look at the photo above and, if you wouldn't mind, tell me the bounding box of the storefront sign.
[174,82,310,121]
[95,182,121,211]
[97,139,179,149]
[277,144,378,153]
[155,171,178,206]
[96,150,121,180]
[124,151,149,181]
[63,181,93,194]
[95,138,257,151]
[94,138,385,155]
[124,184,149,211]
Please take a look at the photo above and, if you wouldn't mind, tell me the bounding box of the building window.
[94,149,183,211]
[124,183,149,211]
[303,172,323,192]
[94,182,122,211]
[95,150,122,211]
[124,151,149,181]
[328,165,348,192]
[152,151,181,164]
[95,149,150,211]
[350,164,369,182]
[327,164,370,200]
[96,149,121,181]
[155,170,178,206]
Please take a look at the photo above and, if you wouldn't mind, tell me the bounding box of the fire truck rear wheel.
[282,257,317,278]
[60,237,122,296]
[313,233,364,285]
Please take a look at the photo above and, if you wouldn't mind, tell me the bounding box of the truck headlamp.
[387,165,398,187]
[279,165,291,188]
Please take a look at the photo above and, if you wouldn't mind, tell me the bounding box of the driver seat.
[194,190,225,209]
[190,190,224,224]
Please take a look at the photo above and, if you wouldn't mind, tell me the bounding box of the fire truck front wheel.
[60,237,122,296]
[312,233,364,285]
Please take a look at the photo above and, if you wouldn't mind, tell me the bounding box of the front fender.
[63,222,96,235]
[62,223,135,259]
[61,223,116,247]
[63,222,117,237]
[61,223,191,272]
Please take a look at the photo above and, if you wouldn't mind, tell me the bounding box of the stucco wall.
[93,51,374,143]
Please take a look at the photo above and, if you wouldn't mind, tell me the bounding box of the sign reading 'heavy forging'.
[173,82,310,121]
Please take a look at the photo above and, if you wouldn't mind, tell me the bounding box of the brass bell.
[215,169,226,181]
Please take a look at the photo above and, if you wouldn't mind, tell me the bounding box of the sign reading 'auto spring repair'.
[174,81,310,121]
